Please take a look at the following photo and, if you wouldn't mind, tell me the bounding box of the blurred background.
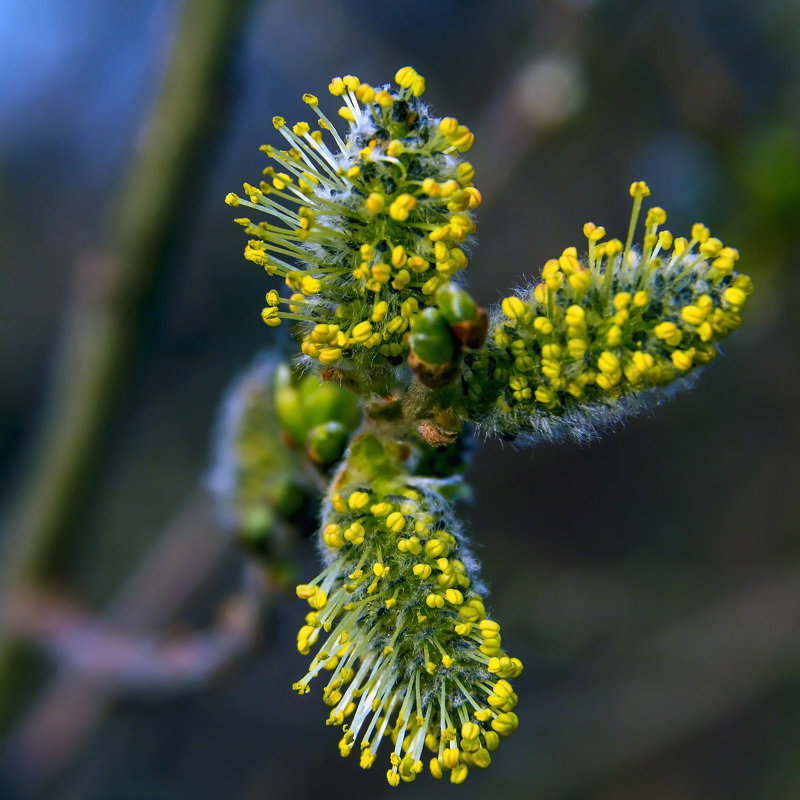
[1,0,799,797]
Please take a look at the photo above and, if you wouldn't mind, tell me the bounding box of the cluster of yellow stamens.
[460,182,753,441]
[226,67,479,378]
[292,435,522,785]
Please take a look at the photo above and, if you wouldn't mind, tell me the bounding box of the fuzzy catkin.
[293,434,521,786]
[457,185,753,443]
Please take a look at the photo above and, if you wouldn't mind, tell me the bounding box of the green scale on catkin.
[292,434,522,786]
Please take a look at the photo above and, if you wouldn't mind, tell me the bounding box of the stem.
[0,0,254,729]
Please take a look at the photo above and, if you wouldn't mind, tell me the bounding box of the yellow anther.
[344,523,365,545]
[671,350,694,371]
[691,222,710,243]
[629,180,651,198]
[653,321,682,346]
[422,275,445,295]
[598,351,620,374]
[565,304,585,327]
[261,307,281,327]
[633,290,649,307]
[533,316,553,335]
[445,589,464,605]
[645,206,667,227]
[406,536,422,555]
[606,324,623,347]
[342,75,360,92]
[604,238,623,259]
[386,511,405,533]
[395,66,418,88]
[567,339,588,359]
[390,245,407,268]
[370,263,391,283]
[541,259,563,291]
[583,221,606,241]
[681,305,706,326]
[465,186,482,208]
[559,251,580,274]
[386,139,404,158]
[534,386,556,406]
[501,296,527,320]
[328,77,345,96]
[460,721,480,742]
[348,491,370,510]
[389,193,417,221]
[456,162,475,184]
[391,269,411,290]
[300,275,322,295]
[569,269,592,293]
[337,106,355,122]
[224,192,240,207]
[450,126,474,151]
[272,115,285,129]
[371,301,389,321]
[351,320,373,343]
[613,292,631,310]
[413,564,433,579]
[673,236,689,255]
[355,82,374,103]
[439,117,458,136]
[491,712,519,736]
[426,593,445,609]
[296,584,317,600]
[724,287,747,308]
[658,230,674,250]
[541,343,562,360]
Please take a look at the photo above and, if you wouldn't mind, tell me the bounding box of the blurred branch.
[5,587,260,692]
[0,0,254,724]
[0,490,261,795]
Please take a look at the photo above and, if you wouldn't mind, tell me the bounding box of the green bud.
[306,421,351,466]
[436,283,477,324]
[274,382,306,445]
[275,368,362,447]
[409,308,456,365]
[298,377,361,432]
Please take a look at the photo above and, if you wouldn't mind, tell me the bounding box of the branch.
[0,490,251,795]
[0,0,254,725]
[5,588,261,693]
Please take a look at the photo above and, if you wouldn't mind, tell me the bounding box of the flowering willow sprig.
[225,67,479,383]
[457,182,754,443]
[223,67,753,789]
[293,434,522,786]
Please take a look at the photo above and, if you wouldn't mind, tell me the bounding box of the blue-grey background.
[1,0,799,798]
